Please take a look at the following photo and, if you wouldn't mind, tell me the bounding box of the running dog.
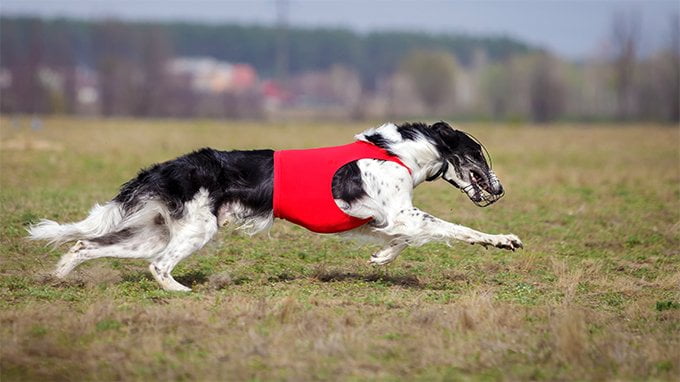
[28,121,523,291]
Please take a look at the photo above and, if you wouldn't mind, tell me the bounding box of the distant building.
[167,57,258,94]
[270,65,363,119]
[164,57,262,118]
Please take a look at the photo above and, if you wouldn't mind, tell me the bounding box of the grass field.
[1,117,678,381]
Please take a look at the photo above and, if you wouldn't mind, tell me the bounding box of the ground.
[0,117,678,381]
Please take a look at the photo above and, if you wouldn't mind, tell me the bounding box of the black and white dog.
[29,121,522,291]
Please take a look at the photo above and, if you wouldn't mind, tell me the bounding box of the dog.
[28,121,523,291]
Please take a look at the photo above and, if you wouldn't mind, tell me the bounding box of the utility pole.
[275,0,289,87]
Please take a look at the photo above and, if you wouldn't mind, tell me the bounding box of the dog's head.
[357,121,505,207]
[423,122,504,207]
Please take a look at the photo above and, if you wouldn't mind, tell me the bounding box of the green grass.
[1,117,679,381]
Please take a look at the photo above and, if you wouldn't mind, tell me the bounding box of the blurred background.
[0,0,678,123]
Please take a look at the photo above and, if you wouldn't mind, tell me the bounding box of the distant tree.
[631,13,679,123]
[0,16,537,112]
[610,11,640,120]
[0,18,48,114]
[481,62,513,119]
[137,26,173,116]
[636,57,666,121]
[93,21,139,116]
[666,13,680,123]
[45,19,77,114]
[529,53,565,123]
[0,19,21,112]
[399,50,457,113]
[23,19,48,114]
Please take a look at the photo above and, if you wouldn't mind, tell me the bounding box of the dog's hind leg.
[54,240,88,278]
[340,227,407,266]
[53,225,170,278]
[369,240,408,266]
[148,220,217,291]
[149,191,218,292]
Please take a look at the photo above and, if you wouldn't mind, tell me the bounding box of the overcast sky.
[1,0,678,59]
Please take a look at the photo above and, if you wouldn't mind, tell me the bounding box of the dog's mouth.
[436,160,505,207]
[462,169,504,207]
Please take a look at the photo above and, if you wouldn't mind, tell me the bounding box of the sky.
[1,0,678,59]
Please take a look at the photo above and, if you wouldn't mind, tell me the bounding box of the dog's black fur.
[114,149,275,220]
[331,162,367,204]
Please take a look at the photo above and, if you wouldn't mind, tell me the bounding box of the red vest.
[273,141,410,233]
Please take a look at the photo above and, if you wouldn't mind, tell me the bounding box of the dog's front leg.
[379,207,523,251]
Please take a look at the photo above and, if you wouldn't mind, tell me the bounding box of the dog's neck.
[355,123,444,186]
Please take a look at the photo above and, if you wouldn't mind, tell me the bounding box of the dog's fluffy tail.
[28,202,125,246]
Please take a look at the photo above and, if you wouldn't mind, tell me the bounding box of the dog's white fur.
[29,122,522,291]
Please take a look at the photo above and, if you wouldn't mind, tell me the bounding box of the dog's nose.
[488,170,503,195]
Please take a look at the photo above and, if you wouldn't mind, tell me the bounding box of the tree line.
[0,16,531,84]
[0,15,677,123]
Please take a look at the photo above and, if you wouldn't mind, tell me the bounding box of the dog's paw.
[492,234,523,251]
[165,284,192,292]
[369,254,396,266]
[68,240,86,253]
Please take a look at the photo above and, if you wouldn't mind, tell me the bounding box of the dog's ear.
[431,121,452,132]
[430,121,460,148]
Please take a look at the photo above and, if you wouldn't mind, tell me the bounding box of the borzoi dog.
[28,121,523,291]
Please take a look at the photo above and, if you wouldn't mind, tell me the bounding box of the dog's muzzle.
[428,162,504,207]
[462,169,504,207]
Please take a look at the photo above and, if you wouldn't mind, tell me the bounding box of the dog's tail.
[27,202,125,246]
